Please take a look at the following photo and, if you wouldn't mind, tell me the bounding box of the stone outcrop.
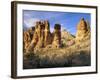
[44,20,52,47]
[23,27,35,51]
[75,18,89,42]
[61,29,75,47]
[24,31,31,50]
[24,18,90,53]
[35,21,45,48]
[24,20,61,52]
[52,24,61,48]
[26,21,44,52]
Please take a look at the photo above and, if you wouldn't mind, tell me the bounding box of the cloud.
[24,13,31,18]
[24,18,40,28]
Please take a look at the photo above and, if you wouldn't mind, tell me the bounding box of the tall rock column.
[44,20,52,47]
[26,22,39,52]
[23,31,31,51]
[76,18,88,42]
[35,21,45,48]
[52,24,61,48]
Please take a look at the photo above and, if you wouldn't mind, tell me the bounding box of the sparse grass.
[23,35,91,69]
[23,45,90,69]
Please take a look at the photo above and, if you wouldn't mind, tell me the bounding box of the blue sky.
[23,10,91,35]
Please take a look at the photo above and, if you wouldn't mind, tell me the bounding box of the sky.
[23,10,91,35]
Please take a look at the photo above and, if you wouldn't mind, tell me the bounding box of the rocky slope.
[61,29,75,47]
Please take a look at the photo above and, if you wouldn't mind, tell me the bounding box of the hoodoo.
[76,18,88,42]
[52,24,61,48]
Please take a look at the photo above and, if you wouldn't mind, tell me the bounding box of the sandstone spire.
[23,26,35,52]
[35,21,45,48]
[24,31,31,51]
[52,24,61,48]
[44,20,52,47]
[25,20,62,52]
[76,18,88,42]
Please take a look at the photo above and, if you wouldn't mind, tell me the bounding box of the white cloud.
[24,18,40,28]
[24,13,31,18]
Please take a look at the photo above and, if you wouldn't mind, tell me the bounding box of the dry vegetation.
[23,36,91,69]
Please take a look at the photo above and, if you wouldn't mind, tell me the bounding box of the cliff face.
[24,20,61,52]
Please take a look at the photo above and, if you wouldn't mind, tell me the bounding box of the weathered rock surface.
[23,27,35,51]
[24,20,62,52]
[52,24,61,48]
[44,20,52,47]
[61,29,75,47]
[76,18,90,42]
[24,18,90,54]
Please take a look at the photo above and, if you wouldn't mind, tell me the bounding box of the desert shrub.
[67,50,91,66]
[61,43,66,48]
[25,53,35,60]
[23,40,91,69]
[24,52,41,69]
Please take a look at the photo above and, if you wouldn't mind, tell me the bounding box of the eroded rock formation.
[76,18,89,42]
[24,20,61,52]
[44,20,52,47]
[52,24,61,48]
[23,27,35,51]
[24,18,90,53]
